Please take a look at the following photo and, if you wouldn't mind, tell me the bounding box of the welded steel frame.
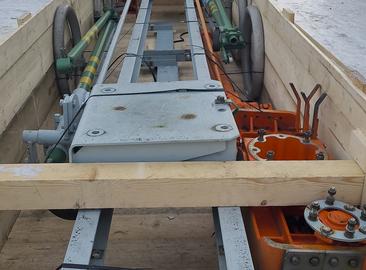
[61,0,254,269]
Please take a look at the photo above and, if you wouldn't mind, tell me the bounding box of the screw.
[290,255,300,265]
[257,129,265,142]
[303,130,312,143]
[325,187,336,205]
[361,205,366,221]
[320,225,333,236]
[91,249,103,259]
[348,258,359,268]
[328,257,339,267]
[344,204,355,211]
[309,256,320,266]
[359,225,366,234]
[344,217,357,238]
[316,151,325,160]
[266,150,275,160]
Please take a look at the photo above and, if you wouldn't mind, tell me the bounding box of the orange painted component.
[246,207,366,270]
[194,1,365,268]
[244,134,328,161]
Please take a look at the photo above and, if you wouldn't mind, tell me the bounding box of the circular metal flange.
[304,199,366,243]
[248,133,328,161]
[86,128,105,137]
[213,124,233,132]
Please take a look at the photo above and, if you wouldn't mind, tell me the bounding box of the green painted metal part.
[79,20,115,91]
[205,0,244,61]
[46,147,67,163]
[56,10,114,74]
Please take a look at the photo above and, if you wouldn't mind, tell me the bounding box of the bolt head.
[311,201,320,210]
[290,255,300,265]
[348,217,357,226]
[328,257,339,267]
[359,226,366,234]
[309,256,320,266]
[348,258,359,268]
[328,187,336,196]
[344,204,356,211]
[320,225,333,235]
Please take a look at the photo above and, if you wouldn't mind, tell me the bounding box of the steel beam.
[61,209,113,270]
[213,207,255,270]
[118,0,153,83]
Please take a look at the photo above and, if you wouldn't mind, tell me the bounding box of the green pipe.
[213,0,231,29]
[46,147,67,163]
[56,10,114,73]
[78,20,115,91]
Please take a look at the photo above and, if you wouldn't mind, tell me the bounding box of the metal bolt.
[344,217,357,238]
[359,225,366,234]
[215,96,225,104]
[328,257,339,267]
[290,255,300,265]
[344,204,356,211]
[303,130,312,143]
[325,187,336,205]
[309,256,320,266]
[361,204,366,221]
[91,249,103,259]
[257,129,265,142]
[308,208,318,221]
[311,201,320,211]
[316,151,325,160]
[320,225,333,236]
[266,150,275,160]
[348,258,359,268]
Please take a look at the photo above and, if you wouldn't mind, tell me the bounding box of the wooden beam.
[0,160,363,210]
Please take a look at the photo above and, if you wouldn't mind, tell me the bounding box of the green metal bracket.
[205,0,244,62]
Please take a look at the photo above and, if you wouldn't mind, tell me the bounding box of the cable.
[105,53,157,81]
[173,31,188,43]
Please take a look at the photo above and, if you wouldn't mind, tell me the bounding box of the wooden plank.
[0,209,217,270]
[252,0,366,168]
[0,160,362,210]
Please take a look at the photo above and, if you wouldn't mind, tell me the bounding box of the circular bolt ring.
[101,87,116,93]
[304,194,366,243]
[214,124,233,132]
[87,129,105,137]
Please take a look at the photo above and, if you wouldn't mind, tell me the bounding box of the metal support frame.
[62,209,113,270]
[213,207,255,270]
[58,0,253,268]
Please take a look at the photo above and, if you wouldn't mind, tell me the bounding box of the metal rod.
[68,10,113,61]
[79,20,116,91]
[96,0,133,84]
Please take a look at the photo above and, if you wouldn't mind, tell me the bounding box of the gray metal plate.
[71,91,238,162]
